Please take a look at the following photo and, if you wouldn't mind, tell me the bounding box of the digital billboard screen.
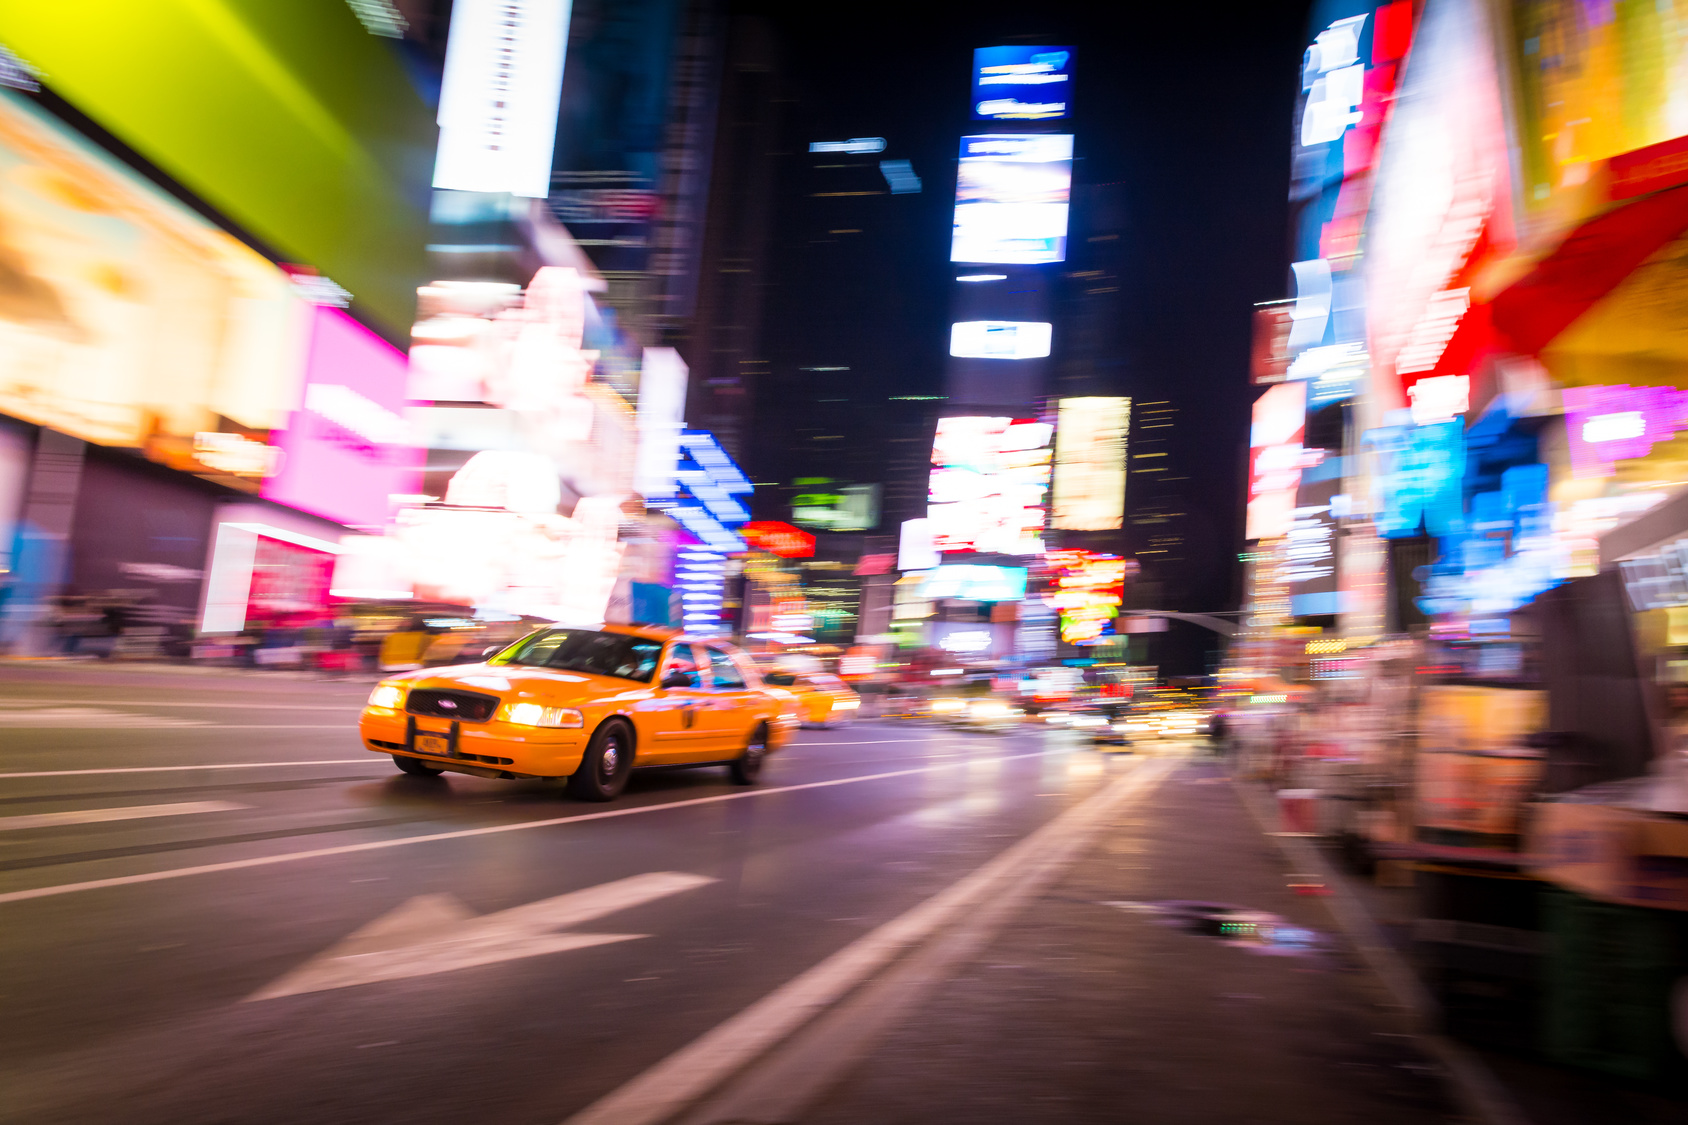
[1053,397,1129,531]
[263,306,422,530]
[0,90,302,449]
[950,134,1073,266]
[949,321,1053,360]
[927,416,1053,555]
[972,46,1074,121]
[920,565,1028,602]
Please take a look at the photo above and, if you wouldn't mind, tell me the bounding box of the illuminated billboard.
[0,4,433,333]
[434,0,574,198]
[0,90,303,449]
[949,321,1053,360]
[950,134,1072,265]
[1245,382,1313,541]
[1043,549,1128,644]
[263,307,422,529]
[742,521,816,558]
[1053,397,1129,530]
[927,416,1053,555]
[972,46,1074,121]
[920,564,1028,602]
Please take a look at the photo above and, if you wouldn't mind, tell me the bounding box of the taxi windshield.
[496,629,663,683]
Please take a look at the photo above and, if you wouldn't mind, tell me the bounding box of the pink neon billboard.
[263,306,421,528]
[1562,383,1688,479]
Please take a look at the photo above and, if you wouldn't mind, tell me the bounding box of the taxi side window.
[659,645,701,688]
[706,647,747,690]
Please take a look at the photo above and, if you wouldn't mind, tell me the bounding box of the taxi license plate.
[415,734,451,757]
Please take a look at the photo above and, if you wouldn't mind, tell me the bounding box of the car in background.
[360,625,799,800]
[925,694,1022,732]
[760,669,860,727]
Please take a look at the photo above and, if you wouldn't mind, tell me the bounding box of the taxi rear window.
[496,630,663,682]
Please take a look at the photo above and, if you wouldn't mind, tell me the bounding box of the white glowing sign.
[939,629,994,654]
[634,347,689,501]
[949,321,1053,360]
[434,0,574,198]
[927,416,1053,555]
[1582,411,1647,444]
[1053,397,1129,531]
[809,138,886,154]
[1407,374,1470,426]
[1300,15,1367,145]
[951,134,1072,265]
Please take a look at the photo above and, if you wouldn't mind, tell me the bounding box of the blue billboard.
[972,46,1075,121]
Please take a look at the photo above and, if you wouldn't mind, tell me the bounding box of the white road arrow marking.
[247,871,716,1001]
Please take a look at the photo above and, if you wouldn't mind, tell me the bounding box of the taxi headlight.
[834,698,860,710]
[368,683,406,709]
[970,700,1010,719]
[930,698,965,714]
[502,703,585,728]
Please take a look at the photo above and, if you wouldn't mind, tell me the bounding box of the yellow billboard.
[0,90,302,448]
[1053,397,1129,530]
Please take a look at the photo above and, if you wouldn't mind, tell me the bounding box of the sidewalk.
[805,755,1468,1124]
[0,655,383,684]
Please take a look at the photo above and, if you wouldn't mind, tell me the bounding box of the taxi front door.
[635,643,712,764]
[686,646,758,759]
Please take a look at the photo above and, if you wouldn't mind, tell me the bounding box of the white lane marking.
[561,758,1176,1125]
[0,706,210,728]
[0,800,250,831]
[689,764,1172,1123]
[0,699,360,711]
[201,725,357,730]
[0,760,374,779]
[248,872,716,1001]
[0,735,983,779]
[783,738,964,747]
[0,750,1052,905]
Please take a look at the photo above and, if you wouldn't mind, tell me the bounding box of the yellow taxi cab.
[359,625,799,800]
[758,669,860,728]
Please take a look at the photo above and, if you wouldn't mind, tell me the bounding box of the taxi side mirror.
[661,669,694,689]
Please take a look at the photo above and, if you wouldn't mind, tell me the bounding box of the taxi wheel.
[728,725,768,785]
[392,754,443,778]
[568,720,633,801]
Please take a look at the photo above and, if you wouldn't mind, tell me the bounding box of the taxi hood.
[397,662,655,703]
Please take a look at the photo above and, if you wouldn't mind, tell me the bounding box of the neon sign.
[1562,384,1688,479]
[1042,549,1128,645]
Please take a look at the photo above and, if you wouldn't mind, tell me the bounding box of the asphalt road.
[0,664,1464,1125]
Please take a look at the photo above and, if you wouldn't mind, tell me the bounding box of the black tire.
[729,725,769,785]
[393,754,443,777]
[568,720,634,801]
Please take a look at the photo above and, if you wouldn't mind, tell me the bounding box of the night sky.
[737,0,1311,672]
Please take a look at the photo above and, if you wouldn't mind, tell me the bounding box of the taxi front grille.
[406,689,500,723]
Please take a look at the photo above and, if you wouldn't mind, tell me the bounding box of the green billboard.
[0,0,434,336]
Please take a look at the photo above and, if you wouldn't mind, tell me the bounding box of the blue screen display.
[972,46,1074,121]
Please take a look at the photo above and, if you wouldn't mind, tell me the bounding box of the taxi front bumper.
[360,707,588,778]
